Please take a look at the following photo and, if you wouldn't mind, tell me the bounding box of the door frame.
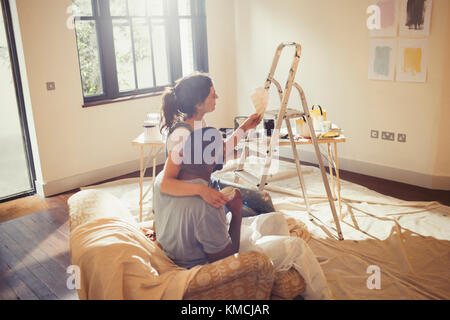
[0,0,36,203]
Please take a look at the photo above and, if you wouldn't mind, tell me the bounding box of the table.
[279,135,346,220]
[131,133,165,222]
[243,133,346,220]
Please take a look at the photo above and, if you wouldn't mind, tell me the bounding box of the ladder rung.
[234,170,261,188]
[265,108,305,119]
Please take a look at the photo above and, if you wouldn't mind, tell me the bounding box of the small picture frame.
[399,0,433,37]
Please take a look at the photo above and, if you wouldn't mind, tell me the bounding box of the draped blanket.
[70,218,201,300]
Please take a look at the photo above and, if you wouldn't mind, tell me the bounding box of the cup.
[320,121,332,133]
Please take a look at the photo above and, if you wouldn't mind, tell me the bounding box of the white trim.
[35,153,166,197]
[279,147,450,191]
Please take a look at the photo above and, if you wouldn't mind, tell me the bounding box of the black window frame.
[73,0,209,106]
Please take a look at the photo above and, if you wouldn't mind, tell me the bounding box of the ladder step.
[265,108,305,120]
[234,170,261,188]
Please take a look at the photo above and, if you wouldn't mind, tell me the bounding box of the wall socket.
[371,130,379,139]
[46,82,56,91]
[398,133,407,143]
[381,131,395,141]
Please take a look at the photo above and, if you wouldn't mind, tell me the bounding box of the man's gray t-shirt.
[152,172,231,269]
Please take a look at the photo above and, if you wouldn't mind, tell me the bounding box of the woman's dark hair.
[160,72,213,133]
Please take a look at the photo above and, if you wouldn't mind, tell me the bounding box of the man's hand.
[225,189,242,217]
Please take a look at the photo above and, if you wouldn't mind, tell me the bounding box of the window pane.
[147,0,164,16]
[177,0,191,16]
[109,0,127,16]
[112,19,136,91]
[132,18,154,88]
[72,0,92,16]
[151,19,169,86]
[128,0,146,16]
[179,19,194,76]
[0,6,33,198]
[74,20,104,96]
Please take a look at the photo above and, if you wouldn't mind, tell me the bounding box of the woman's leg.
[209,177,275,217]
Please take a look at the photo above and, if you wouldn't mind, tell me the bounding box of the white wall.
[204,0,238,129]
[232,0,450,189]
[433,2,450,183]
[12,0,238,196]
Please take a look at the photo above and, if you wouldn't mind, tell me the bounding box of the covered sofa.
[68,189,306,300]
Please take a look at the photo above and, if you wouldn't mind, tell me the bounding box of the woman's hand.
[241,113,263,132]
[198,185,229,208]
[225,189,242,217]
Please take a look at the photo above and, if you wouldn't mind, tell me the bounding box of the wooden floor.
[0,162,448,300]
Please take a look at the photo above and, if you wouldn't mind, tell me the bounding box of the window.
[72,0,209,105]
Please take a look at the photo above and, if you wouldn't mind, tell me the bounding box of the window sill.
[82,91,163,108]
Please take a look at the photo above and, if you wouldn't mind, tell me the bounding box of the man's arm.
[205,190,243,263]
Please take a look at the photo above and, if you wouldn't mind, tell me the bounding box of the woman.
[159,72,262,208]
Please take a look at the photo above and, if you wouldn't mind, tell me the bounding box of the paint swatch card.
[396,39,428,82]
[368,39,397,81]
[399,0,432,37]
[369,0,400,37]
[251,87,269,116]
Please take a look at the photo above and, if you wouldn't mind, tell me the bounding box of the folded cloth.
[240,213,331,300]
[70,217,201,300]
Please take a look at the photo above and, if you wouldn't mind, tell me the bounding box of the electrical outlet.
[371,130,379,139]
[46,82,55,91]
[398,133,407,143]
[381,131,395,141]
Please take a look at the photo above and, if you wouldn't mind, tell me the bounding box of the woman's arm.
[223,113,262,161]
[160,150,229,208]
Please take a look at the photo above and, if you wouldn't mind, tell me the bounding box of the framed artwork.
[396,39,428,82]
[369,0,400,37]
[368,39,397,81]
[399,0,433,37]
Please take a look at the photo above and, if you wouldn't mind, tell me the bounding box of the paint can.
[143,113,162,141]
[263,119,275,136]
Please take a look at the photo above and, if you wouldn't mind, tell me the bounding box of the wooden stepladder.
[234,42,344,240]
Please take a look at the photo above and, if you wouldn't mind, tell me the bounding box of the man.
[152,127,242,269]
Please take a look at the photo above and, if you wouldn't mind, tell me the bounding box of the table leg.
[139,145,144,223]
[142,146,164,217]
[152,154,157,211]
[327,143,336,200]
[234,140,249,184]
[333,142,342,221]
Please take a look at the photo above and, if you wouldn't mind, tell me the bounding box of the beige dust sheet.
[213,157,450,300]
[82,156,450,300]
[70,217,201,300]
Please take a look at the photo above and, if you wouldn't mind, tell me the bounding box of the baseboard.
[35,153,166,197]
[279,147,450,191]
[35,147,449,197]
